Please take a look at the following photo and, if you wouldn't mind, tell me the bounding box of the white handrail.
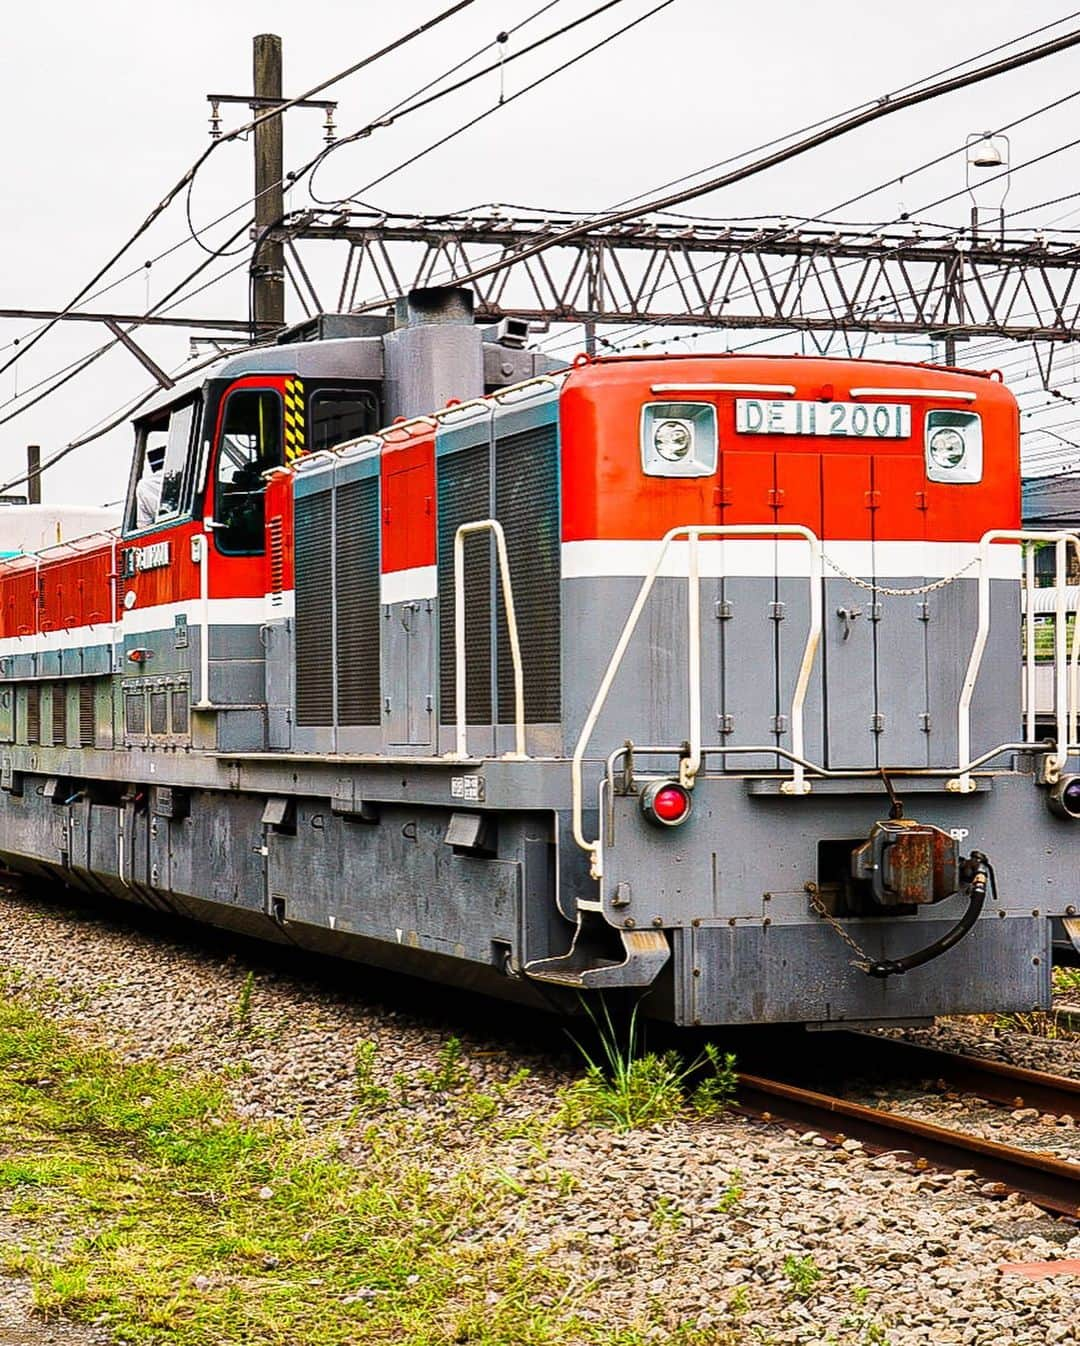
[571,524,822,877]
[192,532,212,710]
[1024,546,1036,743]
[449,519,526,761]
[952,529,1080,792]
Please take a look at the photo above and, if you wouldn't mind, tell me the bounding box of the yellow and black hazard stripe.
[283,377,306,461]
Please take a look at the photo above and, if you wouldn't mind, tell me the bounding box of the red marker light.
[640,780,692,827]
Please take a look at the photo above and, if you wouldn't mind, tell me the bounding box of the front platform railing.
[570,525,1080,880]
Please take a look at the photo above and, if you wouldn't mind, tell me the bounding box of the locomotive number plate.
[736,398,911,438]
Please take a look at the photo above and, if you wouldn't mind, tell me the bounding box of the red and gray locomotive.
[1,286,1077,1027]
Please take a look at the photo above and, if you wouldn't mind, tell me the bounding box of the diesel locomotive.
[1,285,1078,1028]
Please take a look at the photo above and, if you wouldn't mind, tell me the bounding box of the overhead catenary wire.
[303,0,630,206]
[338,24,1080,318]
[0,0,636,436]
[184,0,572,253]
[0,2,477,383]
[307,0,676,208]
[0,0,663,465]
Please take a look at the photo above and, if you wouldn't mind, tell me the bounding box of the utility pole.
[26,445,40,505]
[207,36,337,337]
[252,34,285,333]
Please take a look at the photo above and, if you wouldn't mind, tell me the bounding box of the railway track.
[737,1047,1080,1219]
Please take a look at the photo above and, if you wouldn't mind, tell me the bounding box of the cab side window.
[311,389,379,453]
[214,390,283,554]
[125,397,200,534]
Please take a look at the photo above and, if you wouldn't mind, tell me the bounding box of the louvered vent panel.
[25,685,40,744]
[78,682,95,747]
[294,491,334,726]
[335,477,381,726]
[438,443,491,725]
[268,514,285,606]
[495,423,561,724]
[50,684,66,746]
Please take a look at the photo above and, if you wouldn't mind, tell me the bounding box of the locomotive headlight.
[654,419,693,461]
[1048,775,1080,819]
[640,402,717,477]
[924,409,983,484]
[928,426,965,468]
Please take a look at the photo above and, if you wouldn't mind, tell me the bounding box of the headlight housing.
[640,402,717,477]
[924,409,983,483]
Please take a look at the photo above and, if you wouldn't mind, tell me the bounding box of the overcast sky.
[2,0,1079,507]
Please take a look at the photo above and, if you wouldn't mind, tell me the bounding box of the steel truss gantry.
[280,209,1080,342]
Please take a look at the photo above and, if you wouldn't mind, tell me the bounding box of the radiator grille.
[149,690,168,736]
[171,690,189,736]
[335,477,381,725]
[294,491,333,726]
[78,682,95,747]
[50,684,66,746]
[495,423,561,723]
[438,443,491,724]
[25,685,39,744]
[124,691,145,737]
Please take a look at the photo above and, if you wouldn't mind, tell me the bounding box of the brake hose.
[866,851,992,980]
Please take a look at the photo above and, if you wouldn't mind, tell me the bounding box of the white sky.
[2,0,1080,506]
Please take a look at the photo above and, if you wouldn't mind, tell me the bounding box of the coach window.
[310,388,379,453]
[213,389,283,554]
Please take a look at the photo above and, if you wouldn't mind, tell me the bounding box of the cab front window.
[213,389,283,554]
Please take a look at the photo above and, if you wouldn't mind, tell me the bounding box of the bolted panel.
[437,442,492,725]
[294,491,333,726]
[494,423,561,724]
[335,476,381,726]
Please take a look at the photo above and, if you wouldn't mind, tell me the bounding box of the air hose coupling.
[866,849,992,980]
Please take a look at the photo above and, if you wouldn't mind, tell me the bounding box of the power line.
[305,0,621,206]
[0,2,476,383]
[314,0,675,208]
[343,23,1080,314]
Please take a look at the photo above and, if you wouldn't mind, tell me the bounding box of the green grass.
[558,1000,737,1131]
[0,997,687,1346]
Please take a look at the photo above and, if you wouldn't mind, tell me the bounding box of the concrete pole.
[26,445,40,504]
[252,34,285,333]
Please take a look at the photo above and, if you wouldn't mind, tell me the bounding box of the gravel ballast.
[0,886,1078,1345]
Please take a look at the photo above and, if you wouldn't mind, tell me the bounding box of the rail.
[736,1071,1080,1219]
[570,525,823,875]
[448,519,527,761]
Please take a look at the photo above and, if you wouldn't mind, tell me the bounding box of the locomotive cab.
[117,349,382,750]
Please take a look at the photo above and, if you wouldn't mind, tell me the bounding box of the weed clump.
[352,1039,390,1112]
[782,1253,823,1301]
[558,1000,737,1131]
[233,970,255,1033]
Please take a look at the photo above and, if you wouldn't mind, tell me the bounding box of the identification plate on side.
[736,398,911,438]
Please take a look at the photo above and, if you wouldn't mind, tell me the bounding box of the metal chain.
[805,883,873,972]
[822,550,979,597]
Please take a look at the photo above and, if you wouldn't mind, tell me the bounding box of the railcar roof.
[135,337,384,423]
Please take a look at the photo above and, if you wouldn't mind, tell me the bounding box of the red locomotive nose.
[640,780,692,827]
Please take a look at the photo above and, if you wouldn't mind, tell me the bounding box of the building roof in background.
[1022,475,1080,530]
